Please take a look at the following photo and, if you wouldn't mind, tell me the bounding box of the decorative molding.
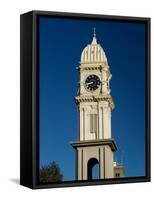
[70,138,117,152]
[78,63,109,72]
[75,95,115,109]
[79,61,108,65]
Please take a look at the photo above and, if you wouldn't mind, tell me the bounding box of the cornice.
[70,138,117,152]
[75,95,115,109]
[79,61,108,65]
[77,62,109,72]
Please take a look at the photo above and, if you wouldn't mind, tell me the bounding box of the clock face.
[85,74,101,91]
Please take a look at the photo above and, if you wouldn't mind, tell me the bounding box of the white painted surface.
[76,33,115,179]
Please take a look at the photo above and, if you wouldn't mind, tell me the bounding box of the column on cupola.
[102,104,111,139]
[98,104,103,140]
[102,69,110,95]
[108,107,111,138]
[79,107,84,141]
[84,107,87,140]
[79,106,88,141]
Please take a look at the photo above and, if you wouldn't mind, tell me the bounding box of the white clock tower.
[71,30,118,180]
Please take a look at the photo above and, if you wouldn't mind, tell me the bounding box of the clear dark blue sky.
[39,16,146,181]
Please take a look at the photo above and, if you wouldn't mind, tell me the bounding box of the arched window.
[87,158,99,180]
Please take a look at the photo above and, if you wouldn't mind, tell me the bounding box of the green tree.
[40,161,63,183]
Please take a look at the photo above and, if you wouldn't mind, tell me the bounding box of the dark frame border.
[20,10,151,189]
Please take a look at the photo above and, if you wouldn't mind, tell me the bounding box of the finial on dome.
[93,27,96,37]
[91,27,97,44]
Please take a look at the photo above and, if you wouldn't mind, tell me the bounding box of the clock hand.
[86,81,94,86]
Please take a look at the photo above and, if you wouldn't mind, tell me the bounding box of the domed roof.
[81,32,107,63]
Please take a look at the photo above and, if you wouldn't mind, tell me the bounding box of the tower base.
[70,139,117,180]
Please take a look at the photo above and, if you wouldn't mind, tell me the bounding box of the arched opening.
[87,158,99,180]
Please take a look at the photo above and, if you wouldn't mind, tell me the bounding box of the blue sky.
[39,16,146,181]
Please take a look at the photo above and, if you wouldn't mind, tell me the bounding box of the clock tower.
[70,30,118,180]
